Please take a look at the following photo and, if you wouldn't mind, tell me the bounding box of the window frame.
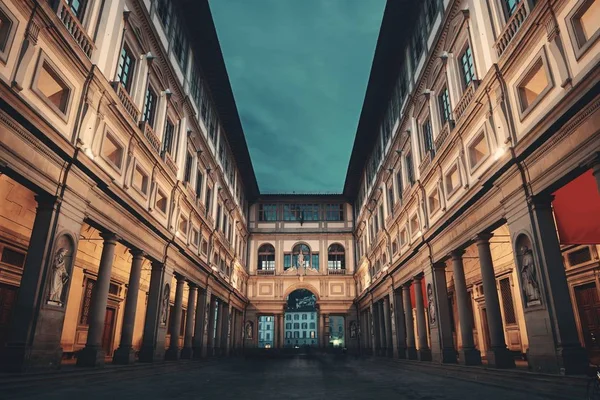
[0,2,18,64]
[444,161,462,199]
[116,42,136,93]
[31,52,74,122]
[514,48,553,121]
[458,42,477,90]
[467,129,491,173]
[100,130,126,173]
[567,0,600,60]
[155,187,169,216]
[132,160,150,197]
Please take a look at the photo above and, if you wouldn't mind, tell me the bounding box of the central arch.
[284,288,319,348]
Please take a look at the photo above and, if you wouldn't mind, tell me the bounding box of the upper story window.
[205,187,212,214]
[388,186,395,210]
[328,244,345,270]
[325,204,344,221]
[0,4,16,60]
[568,0,600,58]
[33,57,72,118]
[156,0,172,33]
[438,85,451,124]
[406,150,415,185]
[66,0,87,21]
[502,0,521,19]
[258,204,277,221]
[257,244,275,271]
[142,86,158,127]
[172,23,188,71]
[283,204,319,221]
[195,170,203,198]
[459,44,476,89]
[421,117,435,157]
[162,119,175,155]
[216,204,222,231]
[183,152,193,184]
[425,0,439,25]
[396,168,404,198]
[117,44,135,92]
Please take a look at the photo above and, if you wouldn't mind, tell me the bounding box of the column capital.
[34,194,59,210]
[174,272,186,283]
[413,274,424,282]
[529,193,555,210]
[432,261,447,271]
[129,248,145,259]
[450,249,466,260]
[150,260,165,272]
[401,281,413,290]
[474,232,493,245]
[187,281,198,290]
[100,231,119,244]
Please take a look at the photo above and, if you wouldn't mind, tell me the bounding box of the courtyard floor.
[4,355,583,400]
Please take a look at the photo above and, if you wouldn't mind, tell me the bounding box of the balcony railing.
[434,121,452,151]
[327,269,346,275]
[112,81,140,122]
[54,0,95,58]
[453,80,479,123]
[494,1,529,57]
[419,149,434,175]
[257,269,275,275]
[162,151,178,176]
[139,121,161,154]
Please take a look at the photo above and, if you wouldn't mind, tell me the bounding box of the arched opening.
[257,244,275,273]
[284,243,319,271]
[327,243,345,272]
[284,289,318,348]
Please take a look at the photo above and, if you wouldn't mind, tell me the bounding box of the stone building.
[0,0,598,377]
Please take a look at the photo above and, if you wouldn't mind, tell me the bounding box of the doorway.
[102,307,116,356]
[0,283,18,347]
[574,283,600,363]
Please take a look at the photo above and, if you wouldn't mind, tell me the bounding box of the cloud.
[209,0,385,193]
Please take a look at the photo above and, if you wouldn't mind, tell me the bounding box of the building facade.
[0,0,598,377]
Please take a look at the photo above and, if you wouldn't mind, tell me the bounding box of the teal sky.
[209,0,385,193]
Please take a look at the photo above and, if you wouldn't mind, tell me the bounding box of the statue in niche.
[349,321,357,339]
[297,250,305,269]
[519,245,541,307]
[160,284,170,325]
[245,321,253,339]
[48,248,69,306]
[427,283,436,326]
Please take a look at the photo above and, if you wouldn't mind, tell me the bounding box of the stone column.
[191,287,206,358]
[368,304,375,355]
[378,302,387,356]
[139,261,171,362]
[372,303,381,355]
[394,289,407,358]
[402,283,417,359]
[431,262,457,363]
[318,313,325,348]
[225,304,233,355]
[113,249,145,364]
[214,301,224,356]
[181,283,197,359]
[276,314,283,348]
[77,232,118,367]
[476,233,515,368]
[451,250,481,365]
[201,291,214,357]
[414,276,432,361]
[166,274,185,360]
[383,296,393,357]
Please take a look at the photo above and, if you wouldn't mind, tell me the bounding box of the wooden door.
[102,307,116,356]
[0,284,18,346]
[575,283,600,363]
[480,307,491,352]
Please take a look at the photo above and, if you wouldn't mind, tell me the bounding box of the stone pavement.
[4,355,585,400]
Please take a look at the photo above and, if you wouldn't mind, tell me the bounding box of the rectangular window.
[406,151,415,184]
[438,85,451,124]
[388,187,395,210]
[445,164,461,196]
[428,189,440,214]
[325,204,344,221]
[156,189,168,214]
[0,247,26,268]
[67,0,87,20]
[216,205,222,231]
[284,254,292,270]
[0,5,16,57]
[517,58,550,114]
[102,133,124,171]
[460,45,476,89]
[468,132,489,170]
[195,170,203,198]
[132,164,149,195]
[162,119,175,155]
[259,204,277,221]
[35,60,71,116]
[421,117,435,157]
[205,187,212,214]
[499,278,517,324]
[503,0,521,18]
[410,215,420,236]
[396,168,404,199]
[156,0,172,33]
[142,86,157,127]
[572,0,600,49]
[311,253,319,270]
[192,228,199,247]
[172,24,188,70]
[183,152,193,184]
[117,44,135,92]
[179,215,188,235]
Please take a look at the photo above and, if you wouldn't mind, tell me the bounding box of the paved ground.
[5,356,573,400]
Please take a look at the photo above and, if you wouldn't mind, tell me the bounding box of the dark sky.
[209,0,385,193]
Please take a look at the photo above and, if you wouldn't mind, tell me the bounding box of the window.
[117,44,135,92]
[388,186,395,210]
[459,44,476,89]
[195,170,203,198]
[499,278,517,324]
[216,205,222,231]
[570,0,600,53]
[325,204,344,221]
[142,86,158,127]
[162,119,175,155]
[311,253,319,271]
[428,189,440,214]
[328,244,345,270]
[468,132,489,170]
[400,229,408,246]
[205,187,212,214]
[156,189,168,214]
[66,0,87,20]
[184,152,193,184]
[34,59,71,116]
[102,133,124,171]
[502,0,521,18]
[292,244,311,268]
[438,85,451,124]
[79,278,95,325]
[396,168,404,199]
[132,164,149,195]
[445,164,461,196]
[0,247,26,268]
[156,0,172,33]
[284,254,292,270]
[172,23,188,70]
[0,4,17,60]
[259,204,277,221]
[258,244,275,271]
[283,204,319,221]
[191,228,199,247]
[406,151,415,185]
[179,215,188,235]
[410,215,420,236]
[517,56,551,115]
[568,247,592,266]
[421,117,434,158]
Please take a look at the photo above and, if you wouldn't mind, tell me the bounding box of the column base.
[1,343,63,372]
[459,347,482,365]
[486,347,516,369]
[441,347,458,364]
[417,348,432,361]
[527,345,588,375]
[165,347,180,361]
[396,347,407,359]
[180,347,194,359]
[112,347,136,365]
[192,347,204,359]
[76,346,105,367]
[138,346,165,363]
[406,347,418,360]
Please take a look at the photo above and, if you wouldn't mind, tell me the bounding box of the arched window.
[257,244,275,270]
[328,244,345,270]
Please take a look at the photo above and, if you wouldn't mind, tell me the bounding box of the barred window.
[79,278,95,325]
[460,45,476,89]
[499,278,516,324]
[439,85,451,124]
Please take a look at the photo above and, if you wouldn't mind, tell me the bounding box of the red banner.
[553,170,600,245]
[409,278,427,308]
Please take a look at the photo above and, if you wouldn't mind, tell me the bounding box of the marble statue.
[520,245,541,306]
[427,283,436,326]
[48,248,69,305]
[161,285,169,325]
[297,250,304,269]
